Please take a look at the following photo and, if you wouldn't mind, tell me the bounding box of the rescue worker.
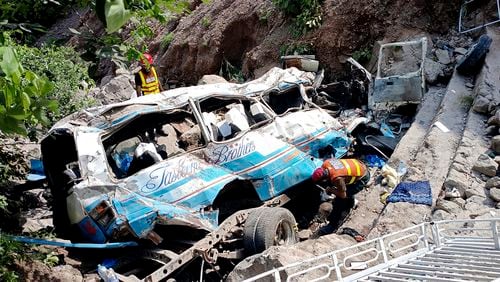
[135,53,163,97]
[311,158,370,235]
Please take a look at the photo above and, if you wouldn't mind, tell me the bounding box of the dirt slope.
[157,0,462,84]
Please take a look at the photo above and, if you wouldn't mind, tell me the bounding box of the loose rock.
[473,96,491,114]
[472,154,498,177]
[450,197,466,208]
[489,188,500,202]
[424,59,445,84]
[488,111,500,126]
[432,210,452,221]
[443,169,469,198]
[197,75,228,85]
[435,49,451,65]
[435,199,462,214]
[491,135,500,154]
[486,126,498,136]
[486,177,500,189]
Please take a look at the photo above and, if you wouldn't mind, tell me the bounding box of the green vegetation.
[0,0,91,27]
[0,235,25,281]
[272,0,323,36]
[460,95,475,108]
[161,32,175,49]
[219,59,245,83]
[352,47,373,64]
[15,44,95,121]
[280,41,314,56]
[0,39,59,135]
[258,8,273,23]
[201,16,212,28]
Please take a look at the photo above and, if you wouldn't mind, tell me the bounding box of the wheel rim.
[274,219,295,246]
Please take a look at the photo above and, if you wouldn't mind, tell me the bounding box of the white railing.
[243,218,500,282]
[459,0,500,33]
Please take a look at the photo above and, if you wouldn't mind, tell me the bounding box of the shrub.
[272,0,323,36]
[14,44,95,120]
[160,32,175,49]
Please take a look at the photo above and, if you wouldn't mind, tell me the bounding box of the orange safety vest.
[138,66,160,95]
[323,158,368,185]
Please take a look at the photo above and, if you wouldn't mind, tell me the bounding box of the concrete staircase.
[360,241,500,281]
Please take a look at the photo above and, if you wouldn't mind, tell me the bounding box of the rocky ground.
[228,26,500,280]
[2,0,500,281]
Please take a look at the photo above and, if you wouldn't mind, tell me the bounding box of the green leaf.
[20,92,31,110]
[104,0,132,33]
[6,107,28,121]
[45,100,59,112]
[3,83,14,108]
[0,47,21,77]
[39,79,54,96]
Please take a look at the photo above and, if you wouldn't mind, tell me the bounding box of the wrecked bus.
[41,67,355,280]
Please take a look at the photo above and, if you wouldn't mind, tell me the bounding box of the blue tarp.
[387,181,432,206]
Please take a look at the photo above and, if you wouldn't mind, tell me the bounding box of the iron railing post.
[492,220,500,250]
[332,254,343,282]
[430,222,441,248]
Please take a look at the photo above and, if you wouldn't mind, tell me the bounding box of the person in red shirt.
[312,158,370,235]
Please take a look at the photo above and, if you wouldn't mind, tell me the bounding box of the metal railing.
[459,0,500,33]
[243,218,500,282]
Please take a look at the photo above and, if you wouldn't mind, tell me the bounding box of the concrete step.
[368,67,475,237]
[435,26,500,221]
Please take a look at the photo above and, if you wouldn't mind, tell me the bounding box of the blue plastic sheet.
[387,181,432,206]
[364,154,386,168]
[27,159,46,181]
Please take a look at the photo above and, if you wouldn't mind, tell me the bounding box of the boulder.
[488,110,500,126]
[472,154,498,177]
[180,126,202,148]
[157,124,184,157]
[432,210,452,221]
[443,169,469,198]
[92,74,135,105]
[490,188,500,202]
[435,199,462,214]
[491,135,500,154]
[227,247,312,282]
[473,96,491,114]
[197,75,228,85]
[465,196,493,216]
[424,59,445,85]
[486,177,500,189]
[486,126,498,136]
[435,49,451,65]
[450,197,466,208]
[465,186,484,199]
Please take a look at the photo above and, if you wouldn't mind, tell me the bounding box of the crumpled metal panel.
[259,109,350,158]
[369,38,427,110]
[45,67,354,243]
[45,67,314,134]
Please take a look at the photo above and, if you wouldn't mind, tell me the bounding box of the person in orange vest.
[312,158,370,236]
[135,53,164,97]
